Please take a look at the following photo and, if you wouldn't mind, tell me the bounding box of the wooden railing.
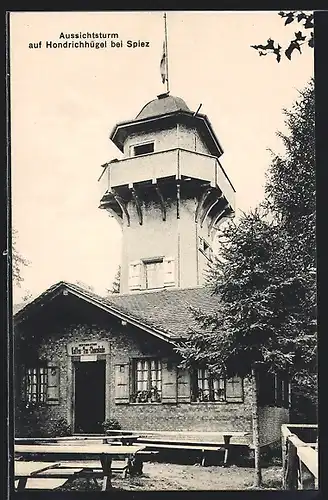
[281,424,318,490]
[98,148,236,212]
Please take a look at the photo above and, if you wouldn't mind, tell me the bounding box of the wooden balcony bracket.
[112,190,130,227]
[177,182,181,220]
[200,194,223,229]
[152,180,166,221]
[130,184,143,226]
[208,201,230,235]
[195,186,212,223]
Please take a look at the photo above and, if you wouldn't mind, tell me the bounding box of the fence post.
[285,438,298,490]
[281,425,290,488]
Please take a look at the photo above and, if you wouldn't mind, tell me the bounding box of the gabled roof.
[13,281,221,344]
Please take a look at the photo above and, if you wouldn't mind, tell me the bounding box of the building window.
[25,367,48,404]
[133,142,154,156]
[191,368,225,402]
[144,259,163,289]
[198,237,212,260]
[191,368,244,403]
[258,371,289,408]
[131,359,162,403]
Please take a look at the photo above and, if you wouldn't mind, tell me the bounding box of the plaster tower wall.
[123,125,211,157]
[121,198,207,294]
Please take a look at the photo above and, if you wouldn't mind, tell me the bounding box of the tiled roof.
[13,281,221,342]
[107,287,220,339]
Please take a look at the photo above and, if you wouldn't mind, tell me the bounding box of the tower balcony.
[98,148,235,212]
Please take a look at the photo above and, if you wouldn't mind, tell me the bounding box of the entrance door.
[74,360,106,434]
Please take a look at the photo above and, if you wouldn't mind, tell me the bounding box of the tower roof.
[136,93,191,120]
[110,93,224,157]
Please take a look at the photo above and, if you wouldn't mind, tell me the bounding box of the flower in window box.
[136,390,147,403]
[150,386,161,403]
[214,388,225,401]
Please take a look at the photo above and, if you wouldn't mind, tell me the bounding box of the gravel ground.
[61,462,283,491]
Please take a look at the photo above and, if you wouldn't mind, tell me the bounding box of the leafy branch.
[251,11,314,62]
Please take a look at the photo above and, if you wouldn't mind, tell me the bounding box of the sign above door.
[67,340,110,356]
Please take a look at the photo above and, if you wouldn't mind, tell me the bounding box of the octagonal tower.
[98,92,235,294]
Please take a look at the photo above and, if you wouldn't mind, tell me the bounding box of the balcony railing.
[98,148,235,211]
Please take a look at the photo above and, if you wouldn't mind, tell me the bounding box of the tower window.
[128,257,175,291]
[133,142,154,156]
[144,259,164,289]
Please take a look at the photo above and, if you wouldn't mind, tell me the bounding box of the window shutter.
[47,364,60,405]
[161,360,177,403]
[114,363,130,404]
[22,368,27,402]
[163,257,175,287]
[225,376,243,402]
[128,261,142,290]
[177,367,191,403]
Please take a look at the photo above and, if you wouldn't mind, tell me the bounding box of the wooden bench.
[15,478,70,490]
[102,435,141,446]
[14,461,84,491]
[106,430,251,466]
[135,442,223,467]
[61,459,131,481]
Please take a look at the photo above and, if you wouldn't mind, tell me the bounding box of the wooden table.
[15,444,146,490]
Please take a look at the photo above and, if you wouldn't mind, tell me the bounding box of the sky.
[9,11,314,303]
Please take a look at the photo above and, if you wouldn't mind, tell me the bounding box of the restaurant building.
[14,93,290,447]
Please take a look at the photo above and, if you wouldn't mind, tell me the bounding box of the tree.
[106,266,121,295]
[176,81,316,486]
[21,289,33,303]
[264,80,316,418]
[12,228,29,288]
[251,11,314,62]
[74,280,95,292]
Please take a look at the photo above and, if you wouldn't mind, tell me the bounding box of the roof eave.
[109,111,224,156]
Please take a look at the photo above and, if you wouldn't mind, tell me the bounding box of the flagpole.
[164,12,170,93]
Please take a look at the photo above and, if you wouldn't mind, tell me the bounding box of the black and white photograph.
[9,10,317,492]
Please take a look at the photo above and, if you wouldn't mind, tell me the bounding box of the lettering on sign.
[67,341,110,356]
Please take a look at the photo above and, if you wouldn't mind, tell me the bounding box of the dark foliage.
[251,11,314,62]
[177,81,316,421]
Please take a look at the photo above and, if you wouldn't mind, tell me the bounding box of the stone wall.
[14,303,253,443]
[258,406,290,446]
